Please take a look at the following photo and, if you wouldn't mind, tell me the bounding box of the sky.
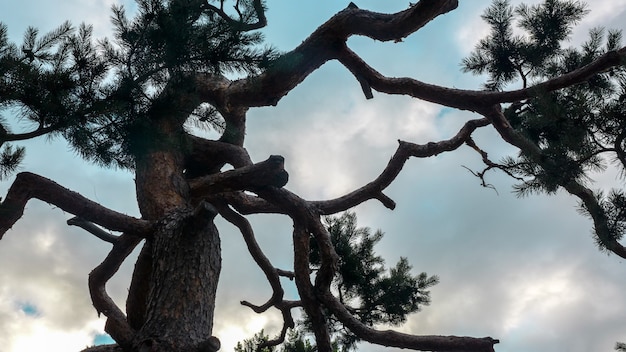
[0,1,626,352]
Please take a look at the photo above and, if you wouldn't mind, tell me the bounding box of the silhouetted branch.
[319,290,498,352]
[67,217,119,244]
[480,105,626,259]
[0,172,153,239]
[89,233,143,349]
[194,0,458,108]
[216,202,286,313]
[189,155,288,195]
[337,45,626,111]
[203,0,267,32]
[312,118,491,214]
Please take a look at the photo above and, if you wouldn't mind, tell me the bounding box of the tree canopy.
[0,0,625,352]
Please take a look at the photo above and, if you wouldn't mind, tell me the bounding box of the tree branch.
[184,134,252,179]
[0,172,153,239]
[336,45,626,112]
[202,0,267,32]
[67,217,119,244]
[194,0,458,108]
[318,290,498,352]
[312,118,491,214]
[216,202,286,313]
[480,105,626,259]
[89,233,143,349]
[188,155,288,195]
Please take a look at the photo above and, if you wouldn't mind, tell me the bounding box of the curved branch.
[216,202,285,313]
[337,45,626,112]
[89,233,143,349]
[194,0,458,108]
[312,118,491,214]
[318,290,498,352]
[211,114,485,215]
[0,172,153,239]
[480,105,626,259]
[67,217,119,244]
[217,199,303,350]
[0,124,60,143]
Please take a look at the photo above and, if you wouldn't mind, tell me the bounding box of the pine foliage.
[236,212,438,352]
[463,0,626,252]
[0,0,278,176]
[309,212,438,351]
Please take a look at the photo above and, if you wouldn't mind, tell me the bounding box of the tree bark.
[134,205,221,352]
[127,140,222,351]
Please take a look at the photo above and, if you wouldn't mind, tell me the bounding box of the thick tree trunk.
[134,206,221,352]
[125,147,222,352]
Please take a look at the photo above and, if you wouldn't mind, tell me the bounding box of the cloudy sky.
[1,1,626,351]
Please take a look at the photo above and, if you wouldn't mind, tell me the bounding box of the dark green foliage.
[281,330,318,352]
[234,329,322,352]
[616,342,626,352]
[234,330,275,352]
[237,212,437,352]
[463,0,626,252]
[461,0,588,90]
[0,0,278,174]
[0,144,24,178]
[308,212,438,351]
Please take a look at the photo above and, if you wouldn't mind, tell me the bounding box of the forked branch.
[313,118,491,214]
[195,0,459,108]
[203,0,267,31]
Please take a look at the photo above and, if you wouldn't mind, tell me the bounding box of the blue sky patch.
[93,333,115,346]
[17,302,40,317]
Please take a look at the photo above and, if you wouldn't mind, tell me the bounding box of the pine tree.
[1,1,624,351]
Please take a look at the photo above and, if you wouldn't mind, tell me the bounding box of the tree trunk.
[135,206,221,352]
[126,148,222,352]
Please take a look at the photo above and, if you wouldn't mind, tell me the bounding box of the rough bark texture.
[135,205,221,352]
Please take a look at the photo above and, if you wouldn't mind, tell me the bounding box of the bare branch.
[89,232,143,349]
[188,155,288,195]
[337,45,626,112]
[216,202,286,313]
[67,217,119,244]
[318,290,499,352]
[0,124,60,143]
[0,172,153,238]
[312,118,491,214]
[194,0,458,108]
[209,191,284,215]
